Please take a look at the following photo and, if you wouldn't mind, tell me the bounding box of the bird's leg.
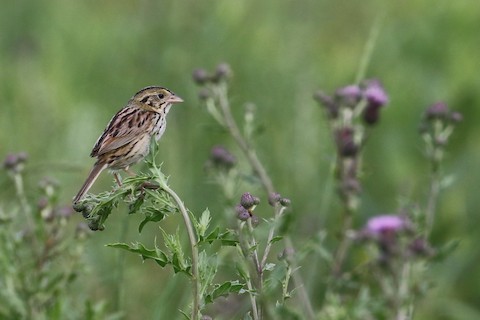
[113,172,123,187]
[124,167,136,177]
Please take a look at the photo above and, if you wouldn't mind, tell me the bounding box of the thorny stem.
[238,224,260,320]
[13,172,32,222]
[213,83,275,194]
[211,82,315,320]
[246,219,263,318]
[160,181,200,320]
[395,262,413,320]
[244,263,260,320]
[113,214,129,312]
[425,154,441,237]
[332,212,353,276]
[260,206,286,269]
[332,157,359,275]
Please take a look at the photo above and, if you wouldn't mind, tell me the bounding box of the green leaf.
[269,236,283,245]
[138,207,166,233]
[205,281,245,304]
[203,227,219,244]
[128,196,145,215]
[107,242,168,267]
[264,263,276,271]
[197,208,211,238]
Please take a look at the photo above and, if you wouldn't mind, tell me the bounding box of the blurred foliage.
[1,0,479,319]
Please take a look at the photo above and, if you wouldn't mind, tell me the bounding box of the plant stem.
[332,212,353,276]
[214,84,274,194]
[245,271,260,320]
[355,13,383,84]
[425,159,441,237]
[260,206,286,269]
[161,183,200,320]
[113,213,129,312]
[213,83,315,319]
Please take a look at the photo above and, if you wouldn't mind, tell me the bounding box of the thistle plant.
[0,153,105,319]
[73,142,249,320]
[193,64,315,319]
[420,102,463,236]
[314,79,389,275]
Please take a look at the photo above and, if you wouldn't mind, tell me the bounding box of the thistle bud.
[213,63,232,82]
[425,102,449,120]
[449,111,463,123]
[3,152,28,173]
[192,68,210,85]
[335,85,362,108]
[268,192,281,206]
[279,197,291,207]
[240,192,260,209]
[313,90,338,119]
[335,127,358,157]
[235,205,251,221]
[210,145,236,170]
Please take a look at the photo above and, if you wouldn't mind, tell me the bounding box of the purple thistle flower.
[363,79,389,125]
[365,214,409,236]
[364,79,389,108]
[336,85,362,108]
[425,102,449,120]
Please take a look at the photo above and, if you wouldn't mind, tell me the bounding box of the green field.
[1,1,479,319]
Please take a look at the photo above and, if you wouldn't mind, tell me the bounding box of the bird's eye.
[158,94,165,99]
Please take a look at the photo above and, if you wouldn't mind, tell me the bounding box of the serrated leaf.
[202,227,219,244]
[197,208,211,238]
[107,242,168,267]
[128,196,145,215]
[138,207,166,233]
[205,281,245,304]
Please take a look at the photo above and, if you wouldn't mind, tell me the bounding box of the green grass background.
[1,0,479,319]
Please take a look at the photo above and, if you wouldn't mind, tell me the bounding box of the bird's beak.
[168,95,184,104]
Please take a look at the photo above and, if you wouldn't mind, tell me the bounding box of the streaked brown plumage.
[73,86,183,203]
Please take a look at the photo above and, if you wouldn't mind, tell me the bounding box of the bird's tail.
[73,163,107,203]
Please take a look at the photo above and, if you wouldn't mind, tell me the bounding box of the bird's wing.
[91,106,150,157]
